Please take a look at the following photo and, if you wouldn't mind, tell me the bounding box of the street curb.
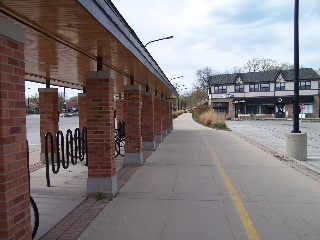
[230,129,320,184]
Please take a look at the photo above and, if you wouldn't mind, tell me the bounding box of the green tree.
[191,88,208,107]
[26,93,39,114]
[66,96,78,112]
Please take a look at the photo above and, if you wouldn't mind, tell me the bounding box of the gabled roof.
[208,73,239,85]
[279,68,320,81]
[208,68,319,85]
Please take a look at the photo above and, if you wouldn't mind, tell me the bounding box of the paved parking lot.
[26,115,79,152]
[227,119,320,169]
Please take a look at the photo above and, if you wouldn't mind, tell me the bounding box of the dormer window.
[235,76,243,84]
[276,73,284,82]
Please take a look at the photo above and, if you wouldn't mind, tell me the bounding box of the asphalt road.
[227,120,320,169]
[26,115,79,152]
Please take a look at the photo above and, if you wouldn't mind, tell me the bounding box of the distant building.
[208,68,320,118]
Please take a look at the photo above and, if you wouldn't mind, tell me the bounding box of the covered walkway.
[1,1,177,238]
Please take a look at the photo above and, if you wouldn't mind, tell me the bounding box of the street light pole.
[292,0,300,133]
[144,36,173,47]
[284,0,307,161]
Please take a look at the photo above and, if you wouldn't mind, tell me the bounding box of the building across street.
[208,68,320,119]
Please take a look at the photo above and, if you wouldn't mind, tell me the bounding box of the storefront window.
[301,104,313,117]
[261,104,275,114]
[246,105,259,114]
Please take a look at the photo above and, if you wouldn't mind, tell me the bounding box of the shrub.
[192,104,210,122]
[173,110,184,118]
[198,110,227,129]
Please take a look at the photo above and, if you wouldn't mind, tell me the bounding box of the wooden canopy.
[0,0,178,98]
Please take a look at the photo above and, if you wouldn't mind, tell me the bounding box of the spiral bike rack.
[115,121,125,158]
[45,127,88,187]
[27,141,39,239]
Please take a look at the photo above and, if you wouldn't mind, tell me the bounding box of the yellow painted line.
[201,131,261,240]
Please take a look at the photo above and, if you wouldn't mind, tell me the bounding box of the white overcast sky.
[113,0,320,92]
[26,0,320,97]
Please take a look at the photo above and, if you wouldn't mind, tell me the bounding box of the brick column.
[154,96,163,142]
[116,99,124,121]
[314,95,319,118]
[169,101,173,130]
[165,100,171,134]
[286,103,293,119]
[142,92,155,150]
[124,85,143,165]
[78,93,87,129]
[0,18,32,239]
[38,88,59,162]
[86,71,118,197]
[161,98,167,138]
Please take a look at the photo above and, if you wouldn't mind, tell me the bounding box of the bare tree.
[244,58,294,72]
[195,67,219,90]
[224,66,243,74]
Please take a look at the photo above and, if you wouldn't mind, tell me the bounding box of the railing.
[27,141,39,239]
[115,121,125,157]
[45,127,88,187]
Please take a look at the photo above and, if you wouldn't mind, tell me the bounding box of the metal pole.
[292,0,300,133]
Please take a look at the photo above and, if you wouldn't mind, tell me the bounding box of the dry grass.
[173,110,185,118]
[199,110,227,128]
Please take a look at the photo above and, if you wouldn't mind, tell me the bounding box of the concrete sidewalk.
[31,114,320,239]
[29,151,124,239]
[76,114,320,240]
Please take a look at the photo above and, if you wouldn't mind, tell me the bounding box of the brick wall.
[314,95,319,118]
[286,103,293,119]
[154,97,162,136]
[0,32,32,238]
[161,98,167,132]
[86,72,116,178]
[169,101,173,128]
[165,100,170,130]
[78,93,87,129]
[116,100,124,122]
[142,92,154,142]
[124,85,142,153]
[39,88,59,155]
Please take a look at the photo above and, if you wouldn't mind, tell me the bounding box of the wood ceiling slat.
[0,0,177,98]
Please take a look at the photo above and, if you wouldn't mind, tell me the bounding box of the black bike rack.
[115,121,125,157]
[27,141,39,239]
[45,127,88,187]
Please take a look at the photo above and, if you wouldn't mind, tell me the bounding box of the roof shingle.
[208,68,319,85]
